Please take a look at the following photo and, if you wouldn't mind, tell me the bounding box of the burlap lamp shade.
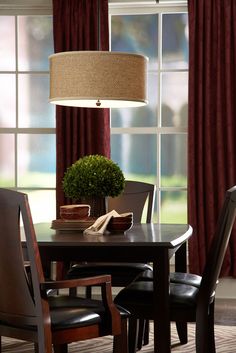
[49,51,148,108]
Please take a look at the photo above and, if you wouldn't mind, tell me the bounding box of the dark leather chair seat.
[115,281,200,318]
[49,295,130,317]
[137,269,202,288]
[48,295,130,330]
[67,262,153,286]
[0,296,130,332]
[170,272,202,288]
[49,307,100,330]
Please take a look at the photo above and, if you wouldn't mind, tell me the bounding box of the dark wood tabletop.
[25,222,193,353]
[30,222,191,255]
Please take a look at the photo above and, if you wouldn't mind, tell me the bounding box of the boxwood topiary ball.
[62,154,125,200]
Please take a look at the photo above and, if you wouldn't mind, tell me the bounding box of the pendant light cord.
[95,0,101,107]
[97,0,101,51]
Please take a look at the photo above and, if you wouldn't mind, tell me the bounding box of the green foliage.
[62,155,125,199]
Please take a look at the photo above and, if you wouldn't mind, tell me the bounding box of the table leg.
[153,249,171,353]
[175,242,187,272]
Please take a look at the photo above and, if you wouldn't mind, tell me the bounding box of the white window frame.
[0,2,54,188]
[0,2,56,224]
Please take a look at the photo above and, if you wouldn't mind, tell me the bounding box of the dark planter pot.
[78,196,108,218]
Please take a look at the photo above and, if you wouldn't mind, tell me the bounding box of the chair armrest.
[40,274,121,335]
[40,274,112,290]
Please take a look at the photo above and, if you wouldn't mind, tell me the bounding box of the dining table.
[24,222,193,353]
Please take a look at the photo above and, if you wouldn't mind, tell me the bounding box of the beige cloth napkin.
[83,210,120,236]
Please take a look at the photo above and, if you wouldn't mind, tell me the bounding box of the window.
[0,1,188,224]
[0,8,55,223]
[110,2,188,223]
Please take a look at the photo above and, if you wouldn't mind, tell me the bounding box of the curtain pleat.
[188,0,236,276]
[52,0,110,217]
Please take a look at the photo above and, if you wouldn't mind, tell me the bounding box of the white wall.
[216,278,236,299]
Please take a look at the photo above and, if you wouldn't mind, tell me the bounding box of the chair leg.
[176,322,188,344]
[128,318,139,353]
[53,344,68,353]
[69,287,77,296]
[70,285,92,298]
[208,301,216,353]
[37,336,53,353]
[113,318,128,353]
[136,319,149,348]
[143,319,150,346]
[196,301,216,353]
[86,285,92,298]
[137,319,145,350]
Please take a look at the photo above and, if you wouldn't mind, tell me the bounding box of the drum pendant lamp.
[49,1,148,109]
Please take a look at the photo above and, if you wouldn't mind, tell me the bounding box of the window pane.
[0,16,15,70]
[111,73,158,127]
[0,134,15,187]
[27,190,56,223]
[0,74,16,127]
[18,74,54,128]
[18,16,53,71]
[110,9,189,225]
[111,14,158,70]
[17,134,56,187]
[111,134,157,182]
[161,72,188,127]
[161,190,187,223]
[162,13,188,69]
[161,134,187,187]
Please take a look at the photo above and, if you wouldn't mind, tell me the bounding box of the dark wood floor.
[215,298,236,325]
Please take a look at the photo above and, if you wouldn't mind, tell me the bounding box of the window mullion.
[15,14,18,188]
[156,12,162,221]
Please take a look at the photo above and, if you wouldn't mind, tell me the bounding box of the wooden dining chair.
[67,180,199,348]
[114,185,236,353]
[0,188,129,353]
[67,180,156,298]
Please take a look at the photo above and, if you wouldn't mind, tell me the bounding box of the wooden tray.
[51,218,96,231]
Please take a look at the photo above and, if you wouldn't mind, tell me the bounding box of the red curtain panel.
[188,0,236,276]
[52,0,110,217]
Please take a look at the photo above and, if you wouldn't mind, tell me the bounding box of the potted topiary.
[62,154,125,217]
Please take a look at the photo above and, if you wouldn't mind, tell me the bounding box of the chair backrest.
[199,186,236,307]
[0,188,45,327]
[108,180,156,223]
